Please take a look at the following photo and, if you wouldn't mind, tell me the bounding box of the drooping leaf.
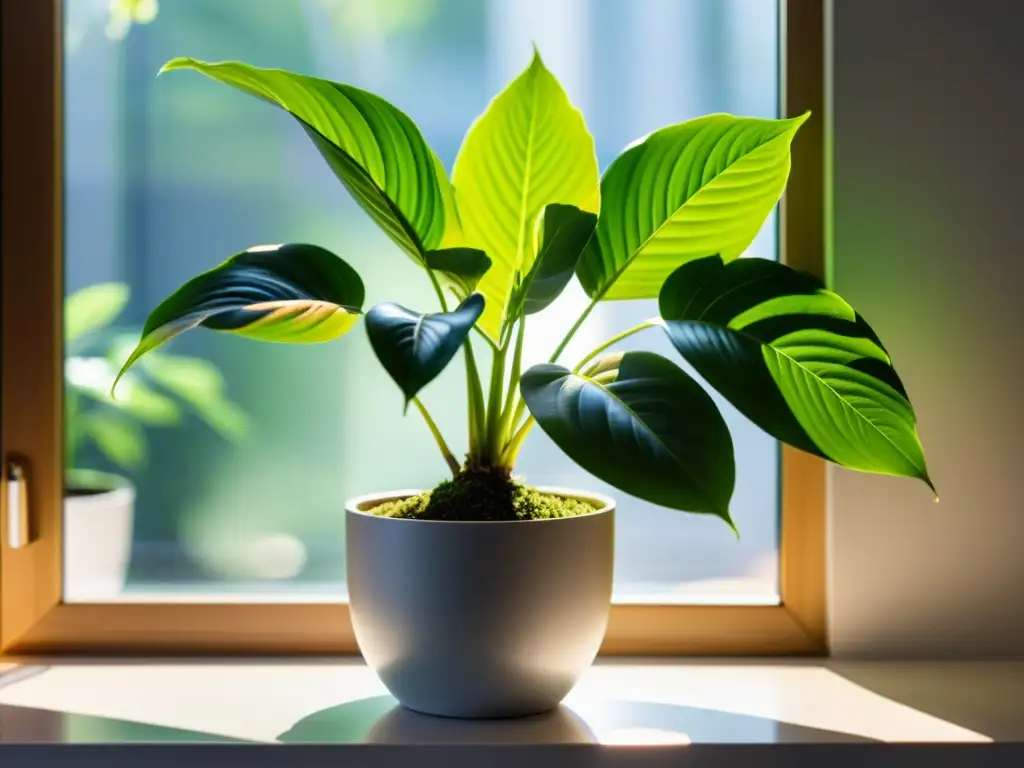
[659,255,933,491]
[577,112,809,301]
[365,293,485,406]
[113,243,365,392]
[160,58,461,261]
[424,247,492,297]
[520,351,735,525]
[509,203,597,320]
[65,282,129,346]
[453,50,600,340]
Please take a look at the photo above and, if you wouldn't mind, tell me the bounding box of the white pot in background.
[63,469,135,601]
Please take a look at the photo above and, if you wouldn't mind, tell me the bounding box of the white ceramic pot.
[63,469,135,601]
[346,487,615,719]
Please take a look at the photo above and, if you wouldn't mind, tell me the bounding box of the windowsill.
[66,581,781,606]
[1,659,1021,765]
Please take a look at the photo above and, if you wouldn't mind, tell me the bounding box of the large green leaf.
[520,351,735,525]
[65,282,129,346]
[452,50,600,340]
[365,293,484,406]
[508,203,597,320]
[161,58,461,261]
[577,112,809,301]
[659,255,933,491]
[113,243,365,392]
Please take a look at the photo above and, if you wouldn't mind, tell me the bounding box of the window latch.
[4,460,30,549]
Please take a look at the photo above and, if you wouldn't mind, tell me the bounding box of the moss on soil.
[370,469,599,522]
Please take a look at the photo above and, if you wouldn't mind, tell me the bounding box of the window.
[1,0,826,654]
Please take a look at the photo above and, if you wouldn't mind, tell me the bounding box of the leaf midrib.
[509,74,541,322]
[596,130,795,300]
[682,319,925,476]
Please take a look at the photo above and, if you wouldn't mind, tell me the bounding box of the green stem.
[464,339,486,464]
[426,268,449,312]
[500,415,534,467]
[497,315,527,451]
[484,342,507,464]
[572,318,662,373]
[548,296,599,364]
[412,397,460,477]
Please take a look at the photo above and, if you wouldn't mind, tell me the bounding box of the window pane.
[62,0,780,604]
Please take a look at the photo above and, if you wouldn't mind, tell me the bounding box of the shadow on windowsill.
[278,696,878,745]
[0,704,251,743]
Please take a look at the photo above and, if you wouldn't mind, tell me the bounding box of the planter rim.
[346,486,615,525]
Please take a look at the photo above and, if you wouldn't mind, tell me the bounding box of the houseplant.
[114,51,933,716]
[66,281,246,599]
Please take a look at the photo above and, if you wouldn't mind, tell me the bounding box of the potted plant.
[114,51,933,717]
[65,282,247,600]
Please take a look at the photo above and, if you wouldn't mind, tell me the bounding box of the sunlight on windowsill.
[0,663,994,746]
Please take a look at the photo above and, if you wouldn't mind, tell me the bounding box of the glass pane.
[62,0,780,603]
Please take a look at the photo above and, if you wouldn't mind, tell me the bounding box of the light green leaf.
[453,50,600,340]
[66,355,181,426]
[520,351,736,526]
[134,352,250,441]
[161,58,460,261]
[659,255,933,492]
[83,412,146,471]
[65,282,129,345]
[113,243,365,392]
[577,112,809,301]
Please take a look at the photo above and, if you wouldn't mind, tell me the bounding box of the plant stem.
[412,397,460,477]
[500,414,534,466]
[426,268,450,312]
[464,338,486,463]
[500,318,662,466]
[497,315,527,451]
[484,341,507,463]
[548,295,599,364]
[572,318,662,373]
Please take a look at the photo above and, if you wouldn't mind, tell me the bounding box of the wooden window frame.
[1,0,828,657]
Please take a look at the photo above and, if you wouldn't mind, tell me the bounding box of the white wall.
[829,0,1024,657]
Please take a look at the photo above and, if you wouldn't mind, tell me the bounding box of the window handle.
[5,460,30,549]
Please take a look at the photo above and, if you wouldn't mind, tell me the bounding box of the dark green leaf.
[161,58,462,262]
[424,247,492,296]
[509,203,597,320]
[365,293,485,406]
[520,351,736,525]
[659,255,933,492]
[113,243,365,392]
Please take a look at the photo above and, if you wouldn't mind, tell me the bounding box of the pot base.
[399,701,558,721]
